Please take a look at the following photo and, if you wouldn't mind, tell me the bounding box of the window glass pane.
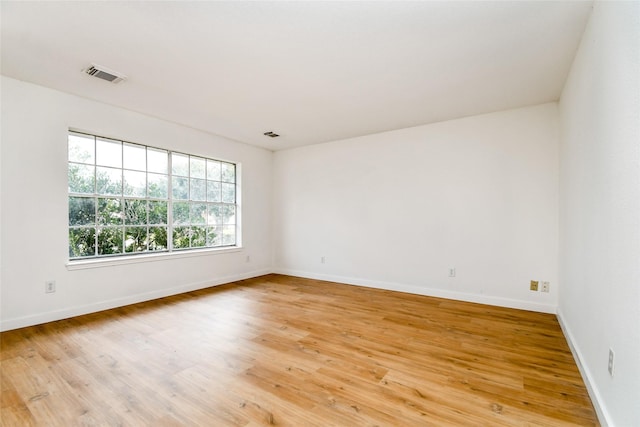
[221,162,235,183]
[69,197,95,226]
[96,167,122,195]
[191,203,207,225]
[190,157,206,179]
[172,153,189,176]
[222,205,236,224]
[173,202,190,225]
[207,204,222,225]
[69,164,95,194]
[173,226,190,249]
[206,226,220,247]
[172,176,188,200]
[123,170,146,197]
[207,181,221,202]
[222,225,236,246]
[97,198,122,225]
[96,138,122,168]
[97,227,123,255]
[125,227,148,253]
[148,148,168,174]
[207,160,221,181]
[123,143,146,171]
[69,227,95,258]
[190,178,206,201]
[149,201,167,225]
[125,199,147,225]
[68,133,95,164]
[149,227,167,251]
[221,183,235,203]
[148,173,168,199]
[192,226,206,247]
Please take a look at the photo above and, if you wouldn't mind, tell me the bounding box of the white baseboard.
[272,268,557,314]
[556,310,611,427]
[0,266,556,328]
[0,268,271,332]
[1,267,557,330]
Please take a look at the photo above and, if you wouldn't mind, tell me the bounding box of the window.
[68,132,238,259]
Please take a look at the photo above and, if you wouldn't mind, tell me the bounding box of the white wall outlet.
[608,348,615,376]
[448,268,456,277]
[321,256,325,264]
[45,280,56,293]
[541,281,550,292]
[245,255,250,263]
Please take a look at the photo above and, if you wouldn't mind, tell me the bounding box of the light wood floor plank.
[0,274,598,426]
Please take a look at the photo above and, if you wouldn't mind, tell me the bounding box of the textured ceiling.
[1,1,593,150]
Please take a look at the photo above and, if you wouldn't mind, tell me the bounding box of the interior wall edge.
[556,309,612,427]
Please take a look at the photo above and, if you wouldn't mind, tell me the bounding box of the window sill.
[66,246,243,270]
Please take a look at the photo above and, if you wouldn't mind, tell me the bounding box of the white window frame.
[67,131,241,268]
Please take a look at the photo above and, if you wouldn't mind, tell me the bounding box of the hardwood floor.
[1,274,598,426]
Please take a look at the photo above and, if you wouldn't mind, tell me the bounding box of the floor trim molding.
[0,268,271,332]
[556,310,611,427]
[273,268,556,314]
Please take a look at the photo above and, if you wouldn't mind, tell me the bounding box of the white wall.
[273,103,559,313]
[558,1,640,426]
[0,76,273,331]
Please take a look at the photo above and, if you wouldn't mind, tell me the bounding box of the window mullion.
[93,135,99,257]
[121,140,125,254]
[167,153,174,252]
[187,155,192,249]
[145,151,150,252]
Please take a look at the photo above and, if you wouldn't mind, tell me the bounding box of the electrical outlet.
[608,348,615,376]
[541,281,550,292]
[530,280,539,291]
[245,255,250,263]
[448,268,456,277]
[45,280,56,293]
[321,256,325,264]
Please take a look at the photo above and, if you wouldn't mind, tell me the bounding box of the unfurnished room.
[1,1,639,426]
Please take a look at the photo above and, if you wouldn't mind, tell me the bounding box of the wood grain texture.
[1,274,598,426]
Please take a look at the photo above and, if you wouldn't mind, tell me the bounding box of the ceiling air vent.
[83,64,127,84]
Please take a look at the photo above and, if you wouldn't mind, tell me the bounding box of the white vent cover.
[83,64,126,84]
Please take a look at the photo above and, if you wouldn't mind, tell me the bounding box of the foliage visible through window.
[68,132,237,259]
